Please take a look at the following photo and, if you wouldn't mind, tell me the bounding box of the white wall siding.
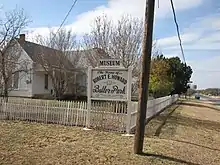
[9,43,33,97]
[18,72,28,89]
[8,90,33,97]
[76,73,87,96]
[32,71,53,95]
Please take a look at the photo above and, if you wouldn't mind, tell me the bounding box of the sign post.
[126,66,132,134]
[86,66,92,128]
[86,59,132,133]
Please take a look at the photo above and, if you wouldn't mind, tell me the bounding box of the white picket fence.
[128,95,178,133]
[0,95,178,133]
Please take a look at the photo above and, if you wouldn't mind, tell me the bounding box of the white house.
[6,34,145,100]
[8,34,87,98]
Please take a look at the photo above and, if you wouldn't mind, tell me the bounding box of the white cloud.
[158,13,220,51]
[155,0,203,17]
[158,33,200,47]
[190,56,220,89]
[212,21,220,30]
[189,14,220,32]
[25,27,51,41]
[26,0,203,38]
[157,13,220,89]
[198,32,220,44]
[159,32,220,51]
[68,0,203,34]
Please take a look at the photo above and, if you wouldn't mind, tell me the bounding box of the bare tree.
[83,15,143,95]
[83,15,142,68]
[82,15,112,67]
[35,28,80,99]
[83,15,161,96]
[0,7,30,99]
[151,40,162,58]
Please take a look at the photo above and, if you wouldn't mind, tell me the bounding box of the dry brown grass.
[0,120,180,165]
[0,101,220,165]
[145,102,220,165]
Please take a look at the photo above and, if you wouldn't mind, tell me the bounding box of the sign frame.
[86,64,132,132]
[90,67,130,101]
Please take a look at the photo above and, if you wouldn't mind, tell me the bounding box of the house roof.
[68,48,110,69]
[19,40,74,70]
[16,34,109,71]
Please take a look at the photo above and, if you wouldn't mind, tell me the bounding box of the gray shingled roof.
[68,48,110,69]
[20,41,74,69]
[18,38,109,71]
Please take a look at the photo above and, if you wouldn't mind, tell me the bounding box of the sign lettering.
[91,70,128,99]
[99,59,121,67]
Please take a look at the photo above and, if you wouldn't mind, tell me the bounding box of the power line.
[170,0,186,64]
[56,0,78,34]
[49,0,78,47]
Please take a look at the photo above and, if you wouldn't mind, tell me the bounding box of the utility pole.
[134,0,156,154]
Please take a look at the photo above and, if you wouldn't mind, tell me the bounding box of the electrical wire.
[49,0,78,46]
[56,0,78,34]
[170,0,186,64]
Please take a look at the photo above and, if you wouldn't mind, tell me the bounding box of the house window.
[44,74,48,89]
[13,72,19,89]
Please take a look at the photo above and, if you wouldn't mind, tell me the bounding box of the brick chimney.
[19,34,25,45]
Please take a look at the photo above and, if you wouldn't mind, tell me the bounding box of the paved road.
[200,95,220,105]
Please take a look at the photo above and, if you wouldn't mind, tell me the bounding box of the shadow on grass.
[166,115,220,132]
[145,103,182,138]
[154,104,180,137]
[145,101,220,154]
[139,152,201,165]
[146,101,220,138]
[181,102,220,111]
[169,139,220,152]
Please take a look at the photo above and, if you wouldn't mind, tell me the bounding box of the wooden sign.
[91,69,128,99]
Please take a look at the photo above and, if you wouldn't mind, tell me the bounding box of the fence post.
[171,95,174,104]
[126,67,132,134]
[66,101,70,125]
[45,100,49,123]
[76,101,80,126]
[86,66,92,128]
[3,100,7,119]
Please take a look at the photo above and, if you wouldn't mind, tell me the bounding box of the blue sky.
[1,0,107,27]
[1,0,220,89]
